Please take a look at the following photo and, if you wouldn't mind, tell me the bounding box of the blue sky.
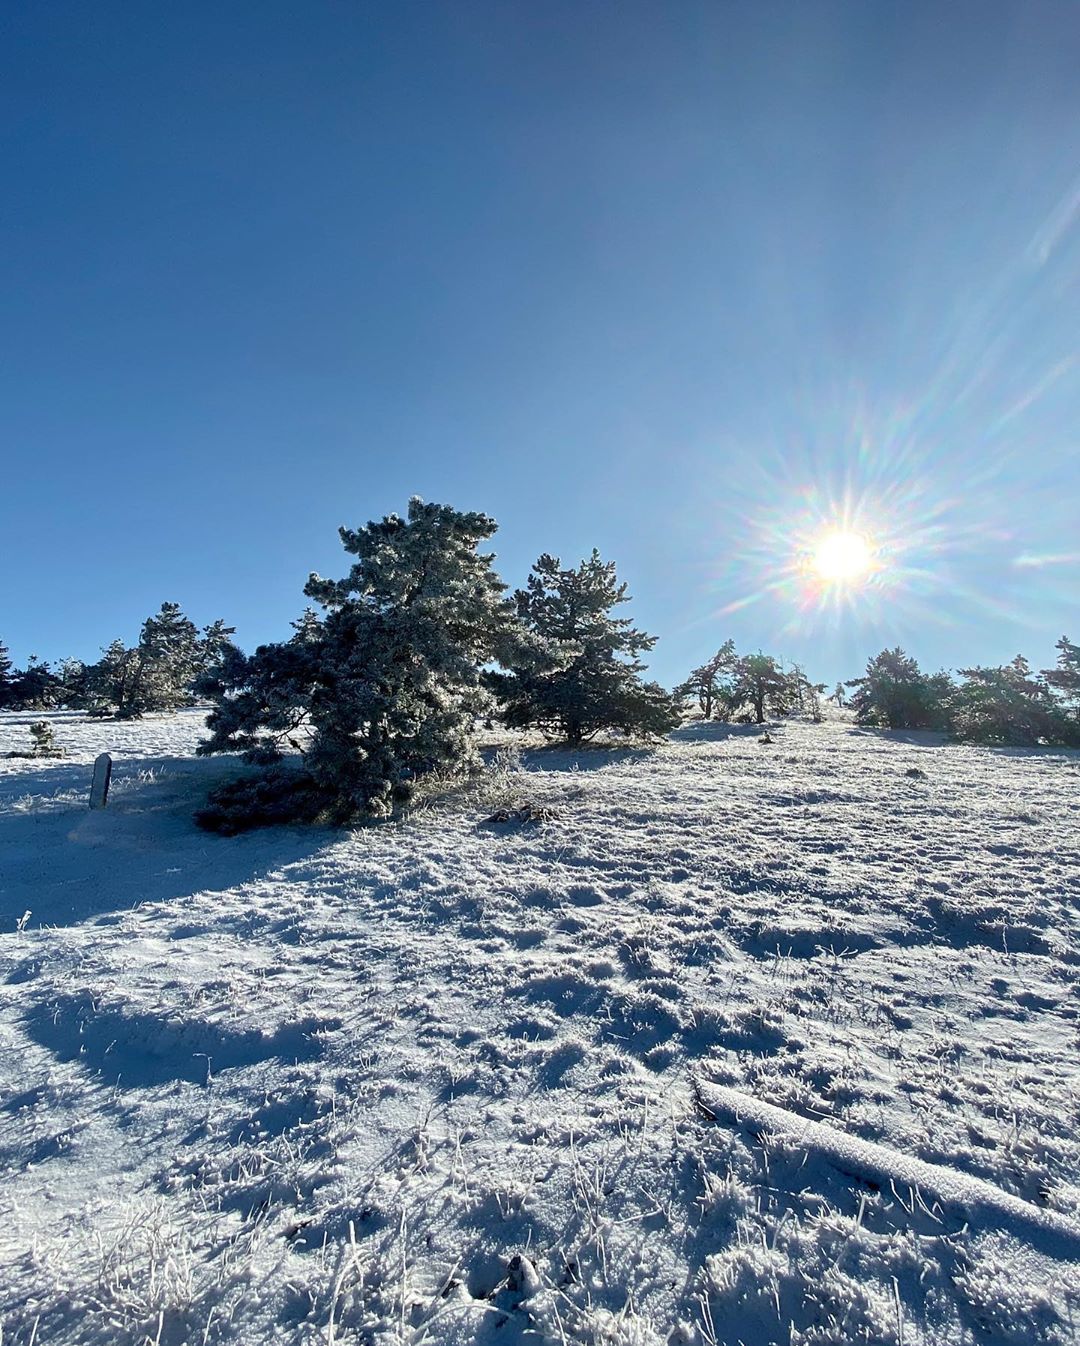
[2,1,1078,687]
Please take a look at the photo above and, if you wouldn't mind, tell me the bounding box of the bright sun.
[810,529,874,585]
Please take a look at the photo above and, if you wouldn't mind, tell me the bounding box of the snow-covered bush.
[29,720,60,756]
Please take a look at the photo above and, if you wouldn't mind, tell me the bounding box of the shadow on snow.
[0,752,335,931]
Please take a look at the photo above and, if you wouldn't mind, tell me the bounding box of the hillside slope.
[1,710,1078,1345]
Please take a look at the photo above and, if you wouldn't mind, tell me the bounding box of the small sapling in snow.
[30,721,62,757]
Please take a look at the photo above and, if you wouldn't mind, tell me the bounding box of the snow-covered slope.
[1,709,1078,1345]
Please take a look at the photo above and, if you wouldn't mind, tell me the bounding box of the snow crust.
[1,708,1078,1344]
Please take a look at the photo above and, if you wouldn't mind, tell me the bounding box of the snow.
[695,1082,1080,1254]
[1,708,1079,1344]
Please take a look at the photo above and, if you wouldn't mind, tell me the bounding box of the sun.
[809,529,874,585]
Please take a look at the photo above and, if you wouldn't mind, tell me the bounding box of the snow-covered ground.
[1,708,1078,1345]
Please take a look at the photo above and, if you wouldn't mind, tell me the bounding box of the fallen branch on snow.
[695,1080,1080,1258]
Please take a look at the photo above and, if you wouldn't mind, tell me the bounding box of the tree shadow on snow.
[21,990,336,1088]
[0,752,336,932]
[845,726,1080,758]
[480,744,655,772]
[843,726,948,747]
[974,742,1080,761]
[669,720,765,744]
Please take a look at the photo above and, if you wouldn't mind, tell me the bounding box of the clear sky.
[2,1,1078,687]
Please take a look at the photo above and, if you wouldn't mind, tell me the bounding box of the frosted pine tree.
[731,653,793,724]
[56,657,91,709]
[491,550,679,745]
[29,720,60,756]
[197,619,238,676]
[195,636,319,766]
[289,607,323,643]
[88,639,140,715]
[199,499,536,827]
[302,500,535,814]
[132,602,202,712]
[846,648,954,731]
[787,663,826,721]
[86,604,218,716]
[9,656,60,710]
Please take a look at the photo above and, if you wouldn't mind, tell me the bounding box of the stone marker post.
[89,753,112,809]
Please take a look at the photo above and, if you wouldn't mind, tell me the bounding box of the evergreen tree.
[0,640,14,709]
[131,602,202,713]
[87,639,141,715]
[87,603,219,716]
[29,720,60,756]
[731,652,793,724]
[1042,636,1080,744]
[199,499,535,824]
[9,656,62,710]
[846,648,954,731]
[197,619,239,676]
[952,656,1065,746]
[56,658,92,709]
[676,640,738,720]
[289,607,323,643]
[490,550,679,745]
[193,634,319,765]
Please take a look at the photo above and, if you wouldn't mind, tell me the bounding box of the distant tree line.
[4,497,1077,831]
[0,604,236,717]
[841,644,1080,746]
[676,639,1080,746]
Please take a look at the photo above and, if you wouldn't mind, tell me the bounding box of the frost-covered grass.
[1,708,1078,1344]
